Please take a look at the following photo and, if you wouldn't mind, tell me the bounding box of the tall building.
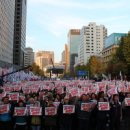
[102,33,127,64]
[68,29,80,72]
[35,51,54,70]
[13,0,27,67]
[61,50,65,64]
[78,22,107,65]
[24,47,34,67]
[0,0,15,64]
[61,44,69,72]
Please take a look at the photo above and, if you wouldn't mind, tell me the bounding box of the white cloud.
[35,11,129,37]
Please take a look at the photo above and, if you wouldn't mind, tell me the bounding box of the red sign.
[45,107,57,116]
[63,105,75,114]
[23,89,30,94]
[125,98,130,106]
[98,102,110,111]
[0,104,9,114]
[70,89,78,97]
[8,93,19,101]
[19,95,25,101]
[81,103,91,112]
[30,107,42,116]
[53,102,60,108]
[14,107,27,116]
[13,86,21,92]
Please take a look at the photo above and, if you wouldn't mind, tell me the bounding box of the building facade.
[61,50,65,64]
[78,22,107,65]
[13,0,27,67]
[68,29,80,72]
[102,44,119,64]
[61,44,69,72]
[102,33,127,64]
[105,33,127,48]
[0,0,15,64]
[24,47,34,67]
[35,51,54,70]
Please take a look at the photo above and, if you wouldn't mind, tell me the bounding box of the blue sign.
[77,70,88,76]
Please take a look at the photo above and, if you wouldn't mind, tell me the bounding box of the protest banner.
[14,107,27,116]
[45,107,57,116]
[0,104,9,114]
[107,87,117,97]
[53,102,60,108]
[81,103,91,112]
[13,86,21,92]
[23,89,30,94]
[69,88,78,97]
[30,107,42,116]
[98,102,110,111]
[63,105,75,114]
[8,93,19,101]
[19,95,25,101]
[125,98,130,106]
[4,87,13,92]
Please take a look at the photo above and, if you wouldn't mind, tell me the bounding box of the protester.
[0,79,130,130]
[13,100,27,130]
[96,97,110,130]
[0,96,13,130]
[122,93,130,130]
[76,94,92,130]
[110,94,122,130]
[29,97,42,130]
[58,96,74,130]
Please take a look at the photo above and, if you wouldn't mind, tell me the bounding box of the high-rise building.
[68,29,80,72]
[78,22,107,65]
[13,0,27,67]
[24,47,34,67]
[61,50,65,64]
[61,44,69,72]
[0,0,15,64]
[35,51,54,70]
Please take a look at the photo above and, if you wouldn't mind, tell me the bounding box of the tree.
[106,32,130,79]
[31,63,44,76]
[87,56,104,77]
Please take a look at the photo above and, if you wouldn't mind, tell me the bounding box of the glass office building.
[68,29,80,72]
[105,33,127,48]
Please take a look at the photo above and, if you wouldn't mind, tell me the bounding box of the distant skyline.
[26,0,130,62]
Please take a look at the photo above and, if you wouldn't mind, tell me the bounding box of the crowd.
[0,80,130,130]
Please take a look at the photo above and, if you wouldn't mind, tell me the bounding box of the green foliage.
[106,32,130,78]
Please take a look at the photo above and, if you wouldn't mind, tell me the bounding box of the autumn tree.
[106,32,130,79]
[87,56,104,77]
[31,63,44,76]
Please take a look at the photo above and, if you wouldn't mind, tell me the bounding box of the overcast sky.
[26,0,130,62]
